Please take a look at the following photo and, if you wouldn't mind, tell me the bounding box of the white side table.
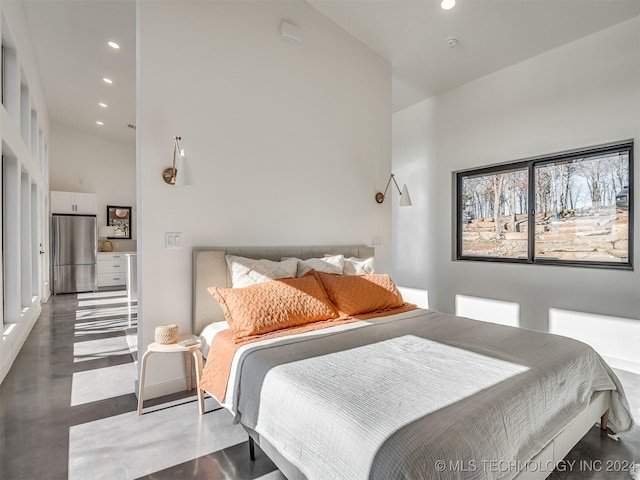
[137,334,204,415]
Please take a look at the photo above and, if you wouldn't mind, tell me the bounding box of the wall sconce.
[375,174,412,206]
[162,136,189,186]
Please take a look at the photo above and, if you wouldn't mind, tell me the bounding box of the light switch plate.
[370,236,382,247]
[165,232,182,249]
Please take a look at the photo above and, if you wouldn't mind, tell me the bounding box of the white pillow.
[283,255,344,277]
[324,255,375,275]
[225,255,298,288]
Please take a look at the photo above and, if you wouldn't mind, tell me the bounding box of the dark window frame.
[456,141,634,270]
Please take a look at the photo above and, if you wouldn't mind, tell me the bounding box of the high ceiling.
[20,0,640,146]
[309,0,640,111]
[22,0,135,146]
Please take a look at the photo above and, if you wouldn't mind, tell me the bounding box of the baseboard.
[0,304,42,385]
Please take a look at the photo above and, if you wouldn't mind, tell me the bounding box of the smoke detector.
[446,37,459,48]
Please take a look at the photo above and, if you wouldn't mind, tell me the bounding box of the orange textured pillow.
[208,275,339,340]
[313,271,404,315]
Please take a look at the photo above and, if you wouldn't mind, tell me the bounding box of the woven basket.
[154,324,179,344]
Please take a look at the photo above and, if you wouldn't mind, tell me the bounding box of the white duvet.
[207,309,634,480]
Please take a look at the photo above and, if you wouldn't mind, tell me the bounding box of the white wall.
[49,122,136,251]
[393,18,640,368]
[137,1,391,397]
[0,1,51,383]
[391,96,438,294]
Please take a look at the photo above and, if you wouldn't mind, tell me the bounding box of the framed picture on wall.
[107,206,132,239]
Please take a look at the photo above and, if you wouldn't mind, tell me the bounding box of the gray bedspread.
[231,309,634,480]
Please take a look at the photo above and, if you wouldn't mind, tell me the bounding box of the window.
[457,141,633,269]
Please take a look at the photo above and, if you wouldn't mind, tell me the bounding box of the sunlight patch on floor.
[75,317,135,336]
[254,471,287,480]
[68,400,246,480]
[77,290,128,300]
[74,336,130,363]
[75,305,136,321]
[78,297,133,307]
[71,362,136,406]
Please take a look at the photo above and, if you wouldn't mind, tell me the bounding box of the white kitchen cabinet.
[50,191,74,213]
[73,193,98,214]
[97,252,128,288]
[51,191,97,214]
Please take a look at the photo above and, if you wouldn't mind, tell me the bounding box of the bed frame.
[192,245,611,480]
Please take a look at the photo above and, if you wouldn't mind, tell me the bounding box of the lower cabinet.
[97,252,128,288]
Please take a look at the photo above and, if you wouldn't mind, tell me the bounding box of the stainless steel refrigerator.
[51,214,97,294]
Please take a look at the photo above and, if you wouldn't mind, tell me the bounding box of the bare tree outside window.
[535,154,629,263]
[461,169,528,259]
[457,142,632,269]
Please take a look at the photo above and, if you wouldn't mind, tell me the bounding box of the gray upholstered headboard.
[192,245,375,335]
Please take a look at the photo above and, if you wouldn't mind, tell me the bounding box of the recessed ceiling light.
[107,41,120,49]
[98,102,108,108]
[96,121,104,126]
[441,0,455,10]
[103,77,113,84]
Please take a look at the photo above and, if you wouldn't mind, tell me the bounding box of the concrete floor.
[0,291,638,479]
[0,291,279,480]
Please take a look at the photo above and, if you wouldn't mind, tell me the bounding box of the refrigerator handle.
[51,216,59,263]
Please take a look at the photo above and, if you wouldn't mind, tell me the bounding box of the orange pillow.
[208,275,339,340]
[313,271,404,315]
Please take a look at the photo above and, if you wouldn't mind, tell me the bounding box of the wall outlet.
[114,242,119,248]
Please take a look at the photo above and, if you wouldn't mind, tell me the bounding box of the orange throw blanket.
[199,304,417,402]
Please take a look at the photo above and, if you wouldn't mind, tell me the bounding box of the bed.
[192,246,634,480]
